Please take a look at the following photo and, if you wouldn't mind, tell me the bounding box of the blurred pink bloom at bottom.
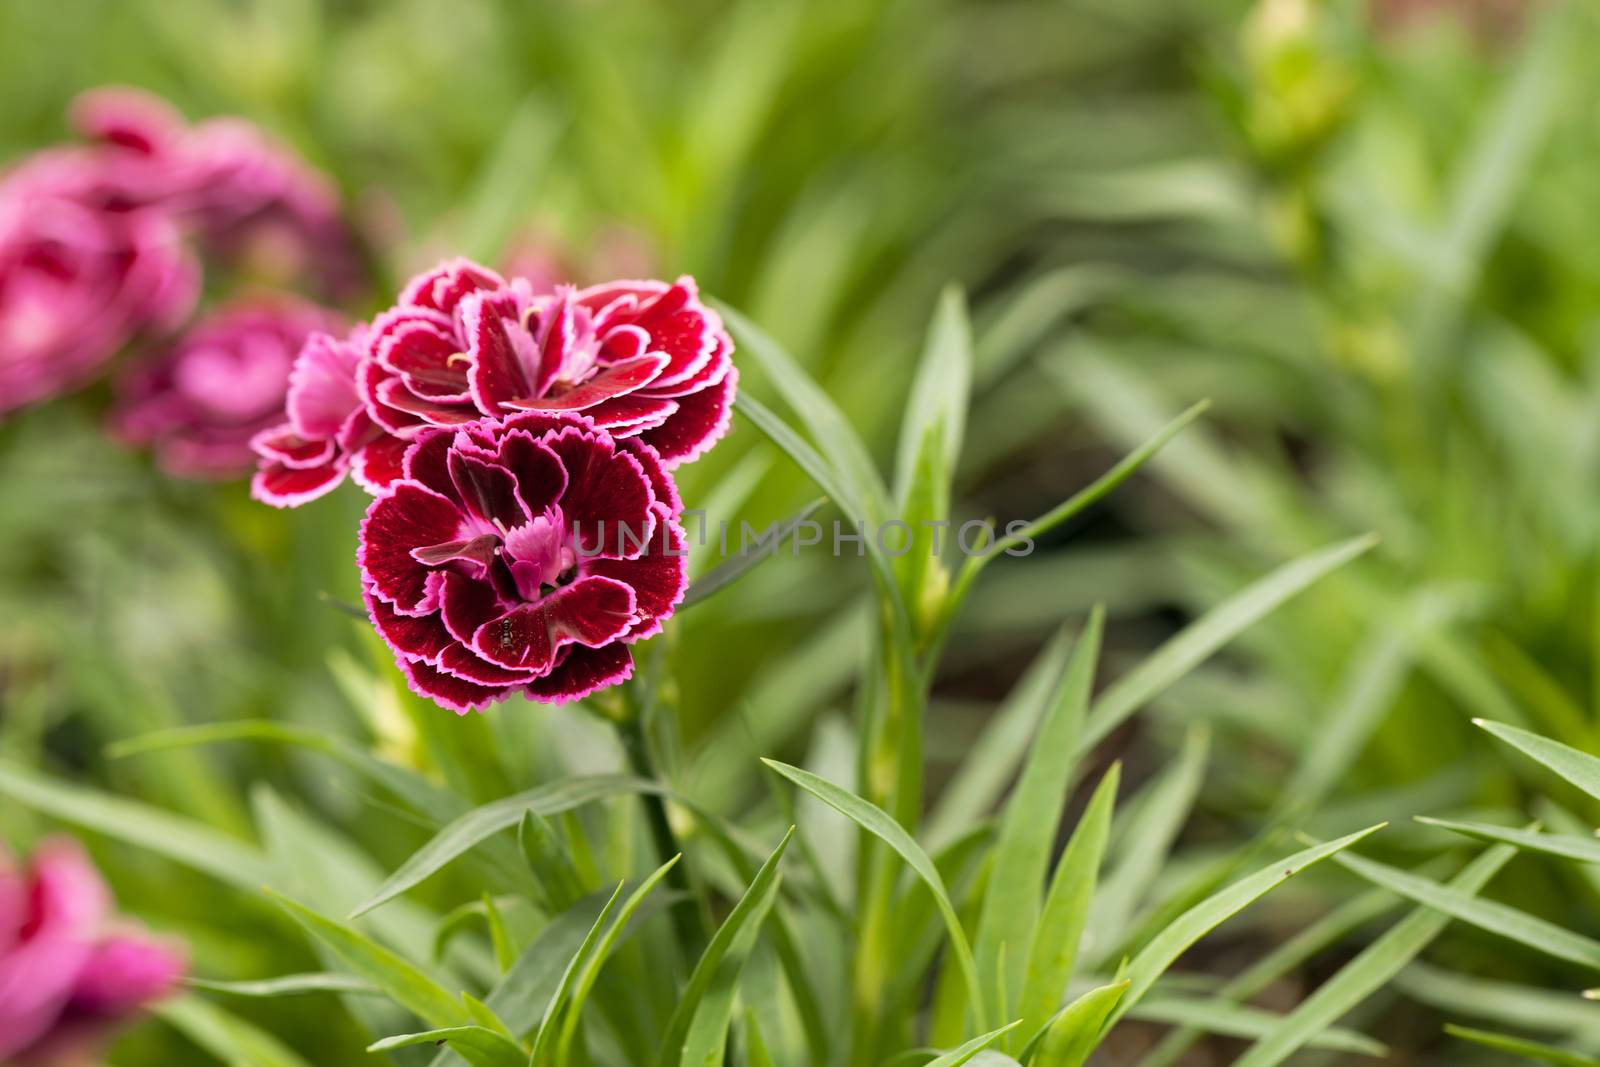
[0,839,184,1066]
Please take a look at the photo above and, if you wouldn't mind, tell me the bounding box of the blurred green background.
[4,0,1600,1063]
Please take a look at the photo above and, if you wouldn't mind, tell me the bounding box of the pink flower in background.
[0,838,185,1066]
[358,412,687,711]
[114,299,343,478]
[0,153,198,418]
[72,86,365,301]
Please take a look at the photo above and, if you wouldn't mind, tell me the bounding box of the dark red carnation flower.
[113,298,342,478]
[357,412,687,712]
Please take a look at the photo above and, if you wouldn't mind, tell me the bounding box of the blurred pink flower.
[72,86,365,301]
[113,298,344,478]
[0,838,185,1066]
[0,151,199,418]
[358,412,687,711]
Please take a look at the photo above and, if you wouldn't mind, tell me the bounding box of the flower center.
[501,507,577,601]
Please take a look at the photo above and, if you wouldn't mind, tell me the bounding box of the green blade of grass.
[1028,980,1129,1067]
[1080,534,1378,756]
[351,775,655,917]
[761,759,988,1033]
[894,285,971,507]
[155,996,317,1067]
[1416,816,1600,865]
[1106,825,1388,1030]
[1231,842,1516,1067]
[1335,849,1600,971]
[1018,762,1119,1048]
[0,758,272,891]
[186,973,378,998]
[652,828,793,1067]
[921,1020,1024,1066]
[266,889,468,1029]
[1475,719,1600,801]
[975,607,1102,1025]
[925,625,1077,849]
[528,881,627,1066]
[555,856,681,1066]
[369,1026,527,1067]
[1444,1025,1600,1067]
[1129,998,1385,1056]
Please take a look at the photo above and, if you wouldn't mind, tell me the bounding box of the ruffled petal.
[524,644,634,704]
[471,576,637,673]
[359,482,465,614]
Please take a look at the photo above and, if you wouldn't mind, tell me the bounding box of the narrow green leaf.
[186,973,377,998]
[352,775,655,917]
[761,760,988,1031]
[1232,842,1516,1067]
[1335,849,1600,971]
[681,497,827,609]
[1085,724,1208,965]
[925,626,1078,849]
[266,889,468,1029]
[653,828,794,1067]
[679,862,782,1067]
[921,1020,1023,1067]
[895,285,971,507]
[1476,719,1600,802]
[555,856,680,1066]
[1081,534,1378,755]
[1107,825,1387,1029]
[719,301,891,523]
[976,607,1103,1024]
[155,996,317,1067]
[0,759,272,891]
[1029,980,1128,1067]
[1417,816,1600,865]
[1445,1025,1600,1067]
[1129,998,1385,1056]
[369,1026,527,1067]
[1018,762,1119,1046]
[528,881,626,1066]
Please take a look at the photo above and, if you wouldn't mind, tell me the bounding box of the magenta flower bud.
[0,153,199,418]
[357,412,688,712]
[0,838,184,1066]
[113,298,344,479]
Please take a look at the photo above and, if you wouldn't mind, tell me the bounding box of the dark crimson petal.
[464,292,534,416]
[401,429,457,498]
[438,642,537,685]
[401,258,505,313]
[352,433,411,493]
[524,644,634,704]
[412,534,499,569]
[639,335,731,398]
[448,449,532,529]
[501,411,597,438]
[365,583,452,663]
[585,395,678,434]
[470,576,638,673]
[251,461,345,508]
[545,428,654,558]
[528,294,582,398]
[586,511,688,641]
[377,318,469,396]
[496,431,568,517]
[616,437,682,517]
[359,482,465,614]
[376,377,480,424]
[592,278,719,389]
[639,365,736,467]
[359,360,425,435]
[438,570,504,645]
[398,656,513,715]
[506,354,667,413]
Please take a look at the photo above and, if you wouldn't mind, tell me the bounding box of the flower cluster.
[252,258,737,508]
[277,258,738,711]
[0,838,185,1066]
[0,86,360,421]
